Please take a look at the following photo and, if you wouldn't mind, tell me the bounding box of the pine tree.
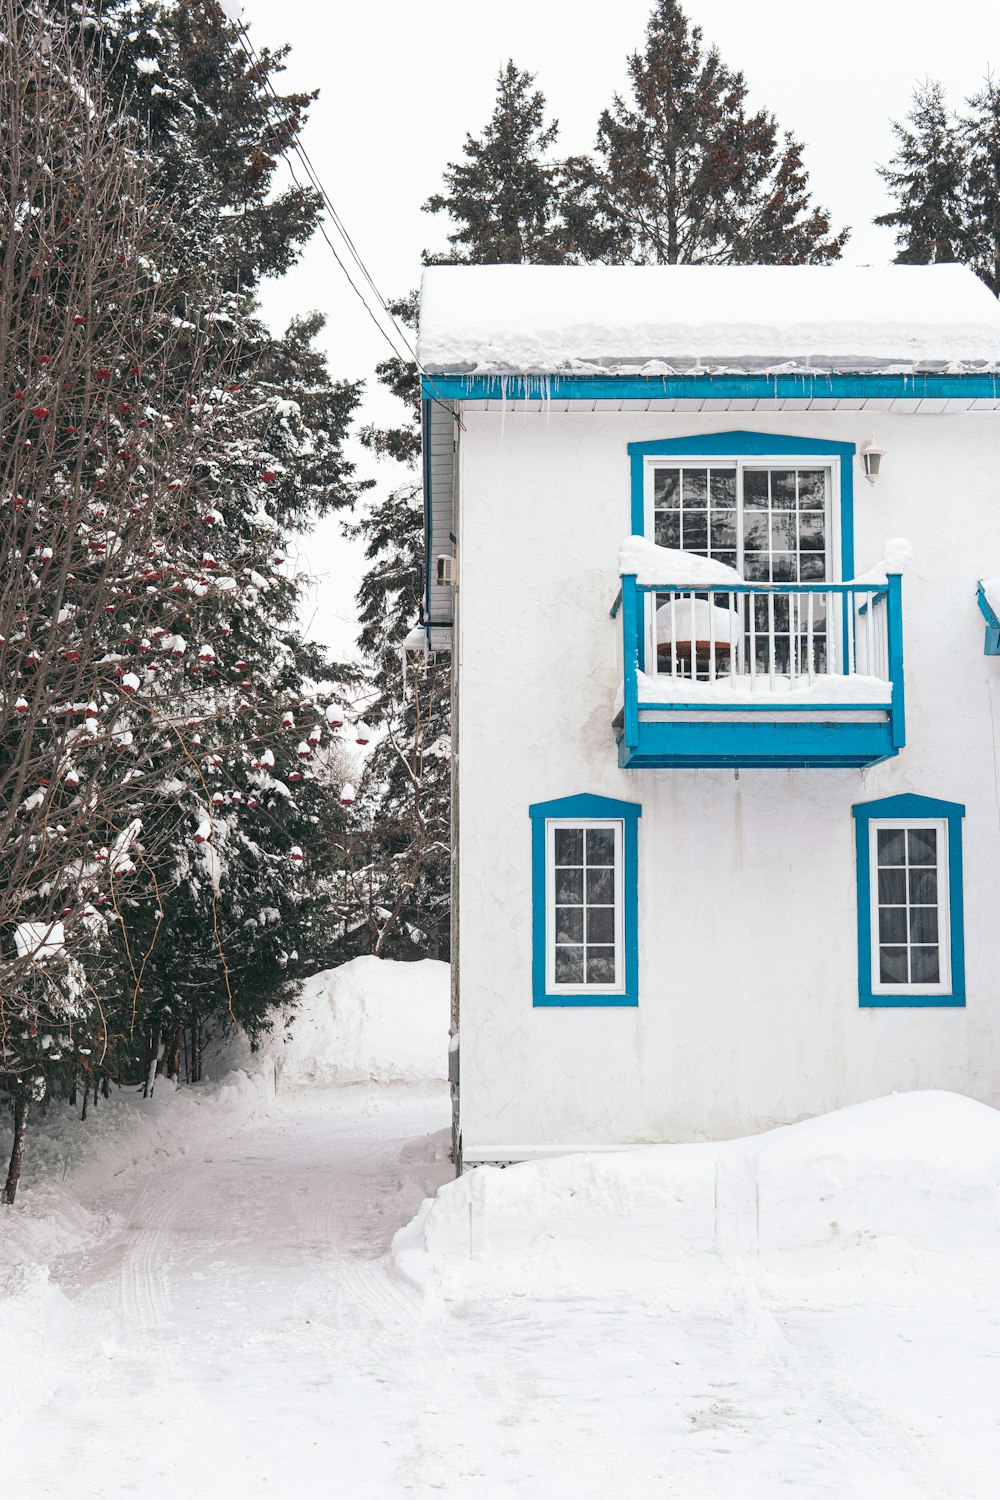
[963,77,1000,294]
[423,61,569,265]
[562,0,848,265]
[875,81,968,265]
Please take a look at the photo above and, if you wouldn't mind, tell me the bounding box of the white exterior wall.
[455,407,1000,1161]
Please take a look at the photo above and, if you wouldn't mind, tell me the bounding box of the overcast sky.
[245,0,999,655]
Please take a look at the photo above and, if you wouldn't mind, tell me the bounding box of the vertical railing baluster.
[828,590,838,676]
[708,591,716,683]
[729,591,737,684]
[846,590,856,677]
[669,590,677,680]
[807,589,815,684]
[789,591,797,689]
[749,588,757,692]
[865,589,874,678]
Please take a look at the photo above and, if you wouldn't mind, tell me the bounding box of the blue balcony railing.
[611,574,905,769]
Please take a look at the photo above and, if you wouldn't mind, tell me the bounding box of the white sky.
[246,0,999,656]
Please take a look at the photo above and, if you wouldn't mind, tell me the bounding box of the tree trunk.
[69,1074,77,1108]
[81,1084,88,1122]
[3,1096,30,1205]
[157,1025,182,1083]
[144,1024,163,1099]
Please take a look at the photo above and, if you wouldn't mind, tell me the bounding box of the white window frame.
[643,456,840,584]
[868,817,952,998]
[545,818,625,995]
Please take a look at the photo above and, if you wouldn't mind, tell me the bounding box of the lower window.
[529,793,641,1007]
[870,819,950,996]
[547,820,623,993]
[853,794,965,1008]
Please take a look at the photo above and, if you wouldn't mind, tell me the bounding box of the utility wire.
[221,11,461,425]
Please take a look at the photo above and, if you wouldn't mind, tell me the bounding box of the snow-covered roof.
[418,264,1000,376]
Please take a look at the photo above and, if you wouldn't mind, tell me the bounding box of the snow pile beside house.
[393,1092,1000,1294]
[239,956,449,1090]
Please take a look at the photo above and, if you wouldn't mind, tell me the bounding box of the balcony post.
[886,571,906,749]
[621,574,640,751]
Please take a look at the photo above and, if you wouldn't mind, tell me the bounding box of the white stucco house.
[417,262,1000,1170]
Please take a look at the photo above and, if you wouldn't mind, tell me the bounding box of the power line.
[221,11,461,425]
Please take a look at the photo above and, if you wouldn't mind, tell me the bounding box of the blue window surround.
[529,792,641,1007]
[976,581,1000,655]
[626,430,857,583]
[852,793,966,1009]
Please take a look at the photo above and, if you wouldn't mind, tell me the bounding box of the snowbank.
[223,955,449,1090]
[393,1092,1000,1294]
[631,666,893,705]
[419,264,1000,374]
[619,535,743,588]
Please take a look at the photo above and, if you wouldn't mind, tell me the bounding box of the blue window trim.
[976,581,1000,655]
[626,430,856,583]
[529,792,641,1007]
[852,793,966,1008]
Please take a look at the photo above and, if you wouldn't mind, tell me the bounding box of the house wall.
[455,406,1000,1161]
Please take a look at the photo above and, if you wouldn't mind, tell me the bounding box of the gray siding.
[426,400,456,649]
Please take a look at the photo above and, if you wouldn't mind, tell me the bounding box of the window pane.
[770,512,796,551]
[879,947,909,983]
[743,471,769,508]
[798,513,826,552]
[681,512,707,551]
[681,470,708,507]
[586,866,614,904]
[877,868,906,904]
[710,512,737,549]
[878,906,907,944]
[743,553,770,582]
[711,470,737,508]
[771,470,796,505]
[555,947,584,985]
[587,907,615,945]
[554,828,583,866]
[799,553,825,581]
[907,828,937,866]
[909,906,939,943]
[555,868,583,904]
[909,868,938,904]
[586,948,616,984]
[654,469,680,506]
[770,553,796,582]
[798,471,826,509]
[877,829,906,866]
[910,947,941,984]
[585,828,615,865]
[654,512,681,549]
[743,513,768,549]
[555,907,584,943]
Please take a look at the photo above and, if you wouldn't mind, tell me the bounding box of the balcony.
[612,574,905,769]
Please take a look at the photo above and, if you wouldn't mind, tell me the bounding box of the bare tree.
[0,1,232,1200]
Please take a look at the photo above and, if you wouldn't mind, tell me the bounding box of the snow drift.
[224,955,449,1090]
[393,1092,1000,1294]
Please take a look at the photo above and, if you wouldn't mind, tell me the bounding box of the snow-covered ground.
[4,958,1000,1498]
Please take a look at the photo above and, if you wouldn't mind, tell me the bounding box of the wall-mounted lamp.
[860,436,885,486]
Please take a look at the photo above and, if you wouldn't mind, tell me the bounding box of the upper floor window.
[650,463,831,583]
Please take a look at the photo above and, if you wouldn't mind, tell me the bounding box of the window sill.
[533,993,638,1008]
[860,993,965,1008]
